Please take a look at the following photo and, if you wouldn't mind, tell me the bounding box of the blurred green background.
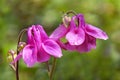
[0,0,120,80]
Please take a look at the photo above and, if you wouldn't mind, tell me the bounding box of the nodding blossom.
[14,25,62,67]
[50,14,108,53]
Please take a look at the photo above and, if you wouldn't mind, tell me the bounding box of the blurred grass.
[0,0,120,80]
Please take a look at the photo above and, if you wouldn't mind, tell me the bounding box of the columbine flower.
[14,25,62,67]
[50,14,108,52]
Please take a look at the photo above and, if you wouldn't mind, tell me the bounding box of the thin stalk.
[62,10,77,19]
[66,10,77,16]
[46,61,50,77]
[50,57,57,80]
[16,29,27,80]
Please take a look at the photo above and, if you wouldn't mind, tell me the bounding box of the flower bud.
[62,15,71,27]
[7,49,17,63]
[18,42,26,51]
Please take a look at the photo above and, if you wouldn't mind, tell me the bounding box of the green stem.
[50,57,57,80]
[66,10,77,16]
[46,61,50,77]
[16,29,27,80]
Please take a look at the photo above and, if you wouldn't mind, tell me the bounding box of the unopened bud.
[7,49,17,63]
[18,42,26,51]
[62,15,71,27]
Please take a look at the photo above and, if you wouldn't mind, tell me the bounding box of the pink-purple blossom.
[14,25,62,67]
[12,13,108,67]
[50,14,108,52]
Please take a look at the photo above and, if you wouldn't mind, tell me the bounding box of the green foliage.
[0,0,120,80]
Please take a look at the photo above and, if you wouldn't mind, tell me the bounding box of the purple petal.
[69,16,77,30]
[37,48,50,63]
[22,45,37,67]
[50,24,67,40]
[42,39,62,58]
[77,14,86,28]
[85,24,108,40]
[64,42,76,51]
[37,25,48,41]
[76,34,96,53]
[66,28,85,45]
[55,40,67,50]
[56,40,76,51]
[27,27,34,44]
[32,25,41,45]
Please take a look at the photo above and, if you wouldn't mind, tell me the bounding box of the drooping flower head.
[50,13,108,53]
[14,25,62,67]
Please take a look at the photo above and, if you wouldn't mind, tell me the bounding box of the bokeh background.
[0,0,120,80]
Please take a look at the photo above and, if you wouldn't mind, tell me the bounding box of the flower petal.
[69,16,77,30]
[27,26,34,44]
[64,42,76,51]
[76,34,96,53]
[56,40,76,51]
[42,39,62,58]
[37,25,48,41]
[50,24,67,40]
[85,24,108,40]
[77,14,86,28]
[22,45,37,67]
[66,28,85,45]
[37,48,50,63]
[32,25,41,45]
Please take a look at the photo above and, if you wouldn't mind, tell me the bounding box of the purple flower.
[50,14,108,52]
[14,25,62,67]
